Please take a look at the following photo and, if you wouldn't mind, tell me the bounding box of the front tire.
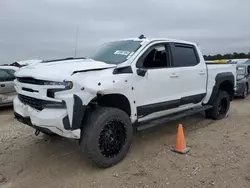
[80,107,133,168]
[205,90,230,120]
[242,84,248,99]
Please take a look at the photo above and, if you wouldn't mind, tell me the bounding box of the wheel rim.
[99,119,126,158]
[218,97,228,115]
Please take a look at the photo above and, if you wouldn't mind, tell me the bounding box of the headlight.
[64,81,74,89]
[46,81,73,98]
[237,75,244,80]
[44,81,73,89]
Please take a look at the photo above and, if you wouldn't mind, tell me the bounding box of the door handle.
[199,71,205,75]
[0,84,5,87]
[170,73,179,78]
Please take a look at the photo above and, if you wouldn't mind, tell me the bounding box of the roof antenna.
[74,27,79,58]
[138,34,146,39]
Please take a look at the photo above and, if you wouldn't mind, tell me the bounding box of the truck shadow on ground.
[8,112,215,180]
[0,106,13,114]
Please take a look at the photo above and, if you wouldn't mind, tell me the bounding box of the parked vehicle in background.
[232,59,250,98]
[10,59,42,68]
[212,59,229,63]
[205,60,230,64]
[0,66,18,107]
[228,58,250,65]
[14,36,236,168]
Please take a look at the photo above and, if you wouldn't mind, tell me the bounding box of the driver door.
[133,43,182,120]
[0,69,16,95]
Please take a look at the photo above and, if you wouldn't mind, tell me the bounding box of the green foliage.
[204,52,250,60]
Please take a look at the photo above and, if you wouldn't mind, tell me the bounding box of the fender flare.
[207,72,235,105]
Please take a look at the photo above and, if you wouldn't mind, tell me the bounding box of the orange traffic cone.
[170,124,190,154]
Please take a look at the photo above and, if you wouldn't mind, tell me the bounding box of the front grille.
[17,77,47,85]
[18,94,64,111]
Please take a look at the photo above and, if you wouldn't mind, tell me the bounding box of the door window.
[137,44,169,68]
[171,43,200,67]
[0,69,15,81]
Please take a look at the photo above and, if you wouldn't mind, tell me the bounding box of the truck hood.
[15,59,116,81]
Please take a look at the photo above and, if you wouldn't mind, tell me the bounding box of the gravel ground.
[0,98,250,188]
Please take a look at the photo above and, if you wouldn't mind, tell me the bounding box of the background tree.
[203,52,250,60]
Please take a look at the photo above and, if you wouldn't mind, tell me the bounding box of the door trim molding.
[180,93,206,106]
[137,93,206,117]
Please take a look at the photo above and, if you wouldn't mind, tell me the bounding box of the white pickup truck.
[13,36,236,168]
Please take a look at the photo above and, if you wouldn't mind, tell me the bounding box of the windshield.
[90,40,142,64]
[4,69,15,76]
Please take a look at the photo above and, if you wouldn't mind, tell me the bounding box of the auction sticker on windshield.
[114,50,131,56]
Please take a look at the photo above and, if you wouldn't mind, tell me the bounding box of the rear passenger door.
[169,43,207,106]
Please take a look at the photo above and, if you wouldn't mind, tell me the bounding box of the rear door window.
[170,43,200,67]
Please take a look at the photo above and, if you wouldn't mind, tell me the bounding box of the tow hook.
[35,130,40,136]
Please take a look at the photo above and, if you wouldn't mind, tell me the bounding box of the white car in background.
[0,66,19,107]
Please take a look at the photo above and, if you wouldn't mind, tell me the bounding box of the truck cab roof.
[113,37,197,46]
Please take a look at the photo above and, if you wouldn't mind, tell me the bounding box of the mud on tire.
[80,107,133,168]
[205,90,230,120]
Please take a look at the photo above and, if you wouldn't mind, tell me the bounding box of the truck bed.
[203,63,237,103]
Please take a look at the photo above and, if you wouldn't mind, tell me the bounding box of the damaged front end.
[13,56,134,139]
[13,73,100,139]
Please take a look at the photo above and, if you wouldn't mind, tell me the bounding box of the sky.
[0,0,250,64]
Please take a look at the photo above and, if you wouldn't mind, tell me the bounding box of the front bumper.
[13,97,81,139]
[234,82,245,96]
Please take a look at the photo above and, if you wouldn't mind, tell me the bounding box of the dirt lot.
[0,98,250,188]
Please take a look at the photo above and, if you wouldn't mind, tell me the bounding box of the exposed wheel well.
[219,80,234,100]
[95,94,131,117]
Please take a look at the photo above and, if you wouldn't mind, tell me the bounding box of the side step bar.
[136,105,213,131]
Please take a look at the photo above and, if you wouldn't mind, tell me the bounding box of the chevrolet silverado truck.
[13,36,236,168]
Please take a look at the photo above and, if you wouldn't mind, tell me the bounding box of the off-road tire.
[80,107,133,168]
[242,84,248,99]
[205,90,230,120]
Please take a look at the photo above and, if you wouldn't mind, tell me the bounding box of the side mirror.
[136,68,147,77]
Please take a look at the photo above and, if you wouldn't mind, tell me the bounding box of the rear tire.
[80,107,133,168]
[205,90,230,120]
